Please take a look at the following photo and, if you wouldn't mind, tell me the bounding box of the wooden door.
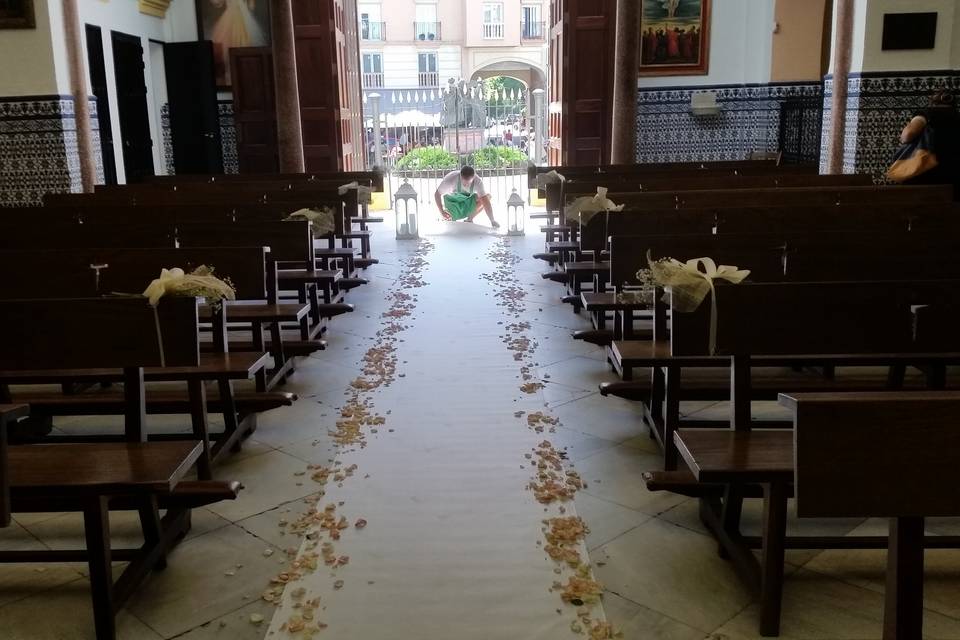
[292,0,365,172]
[164,41,224,175]
[111,31,155,182]
[230,47,279,174]
[548,0,564,166]
[565,0,616,165]
[85,25,117,186]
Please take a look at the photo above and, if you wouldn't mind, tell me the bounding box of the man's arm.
[901,115,927,144]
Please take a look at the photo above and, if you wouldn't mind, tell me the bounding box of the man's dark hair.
[460,166,476,179]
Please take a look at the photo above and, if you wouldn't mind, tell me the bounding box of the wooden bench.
[656,280,960,635]
[0,246,309,392]
[0,296,270,478]
[789,391,960,640]
[0,298,242,640]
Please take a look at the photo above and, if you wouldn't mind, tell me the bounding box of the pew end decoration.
[564,187,625,227]
[536,169,566,189]
[285,207,337,238]
[648,253,750,354]
[143,266,237,310]
[339,181,374,205]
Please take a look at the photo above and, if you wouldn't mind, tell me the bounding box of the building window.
[522,3,544,40]
[414,3,441,41]
[359,4,385,41]
[418,52,439,87]
[362,53,384,88]
[483,2,504,39]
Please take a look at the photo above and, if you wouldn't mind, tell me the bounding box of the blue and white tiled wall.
[821,71,960,179]
[0,95,103,207]
[635,82,823,164]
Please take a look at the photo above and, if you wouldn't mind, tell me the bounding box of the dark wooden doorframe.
[111,30,155,183]
[85,24,117,186]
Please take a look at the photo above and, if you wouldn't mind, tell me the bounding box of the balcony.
[414,22,441,41]
[483,22,504,40]
[363,72,384,88]
[521,21,545,40]
[360,21,386,41]
[418,71,440,87]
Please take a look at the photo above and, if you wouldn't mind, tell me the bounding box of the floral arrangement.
[338,182,374,205]
[563,186,624,226]
[536,169,566,188]
[644,252,751,354]
[143,266,236,310]
[285,207,337,238]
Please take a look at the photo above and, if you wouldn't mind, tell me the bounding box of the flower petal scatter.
[483,236,618,637]
[260,240,434,636]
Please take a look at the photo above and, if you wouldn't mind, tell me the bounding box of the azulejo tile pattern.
[823,71,960,180]
[0,95,103,207]
[160,99,239,176]
[635,82,823,164]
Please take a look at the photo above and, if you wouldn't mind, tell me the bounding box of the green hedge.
[396,147,458,171]
[467,146,528,169]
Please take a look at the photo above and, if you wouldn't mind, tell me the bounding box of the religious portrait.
[196,0,271,87]
[639,0,711,77]
[0,0,35,29]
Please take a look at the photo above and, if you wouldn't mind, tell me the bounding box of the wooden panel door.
[292,0,365,172]
[164,41,224,175]
[548,0,564,166]
[230,47,279,174]
[565,0,616,165]
[111,31,155,182]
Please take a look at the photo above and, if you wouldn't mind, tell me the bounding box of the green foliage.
[396,146,458,171]
[482,76,526,106]
[467,146,528,169]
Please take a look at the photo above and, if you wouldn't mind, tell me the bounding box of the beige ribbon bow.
[648,255,751,355]
[564,186,625,227]
[286,207,337,238]
[338,182,374,205]
[536,170,566,189]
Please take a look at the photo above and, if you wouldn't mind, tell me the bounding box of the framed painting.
[639,0,711,77]
[196,0,271,88]
[0,0,35,29]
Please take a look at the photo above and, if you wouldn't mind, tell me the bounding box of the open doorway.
[111,31,155,183]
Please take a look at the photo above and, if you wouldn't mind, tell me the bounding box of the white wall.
[378,45,461,88]
[68,0,199,182]
[859,0,958,72]
[0,0,61,96]
[637,0,776,88]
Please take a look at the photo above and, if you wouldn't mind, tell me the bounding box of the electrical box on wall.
[691,91,720,117]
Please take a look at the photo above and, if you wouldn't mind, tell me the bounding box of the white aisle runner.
[265,235,610,639]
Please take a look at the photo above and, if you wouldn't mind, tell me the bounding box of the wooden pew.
[0,297,242,640]
[45,185,379,269]
[0,293,270,478]
[0,220,351,342]
[146,170,386,191]
[655,281,960,636]
[0,246,307,392]
[788,391,960,640]
[602,234,960,464]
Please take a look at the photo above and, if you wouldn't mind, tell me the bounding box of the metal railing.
[521,21,545,40]
[418,72,440,87]
[414,22,441,41]
[483,22,504,39]
[363,72,385,88]
[360,21,386,41]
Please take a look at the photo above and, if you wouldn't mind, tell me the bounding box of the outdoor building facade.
[358,0,549,111]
